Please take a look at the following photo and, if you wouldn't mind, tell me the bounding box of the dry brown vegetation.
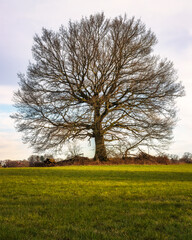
[1,151,192,168]
[55,153,189,166]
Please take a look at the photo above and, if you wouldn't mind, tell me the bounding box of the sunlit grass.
[0,165,192,239]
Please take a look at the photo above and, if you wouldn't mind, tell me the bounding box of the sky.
[0,0,192,160]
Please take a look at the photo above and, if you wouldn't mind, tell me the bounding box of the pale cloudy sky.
[0,0,192,160]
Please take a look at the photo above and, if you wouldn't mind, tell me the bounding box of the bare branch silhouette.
[11,13,184,161]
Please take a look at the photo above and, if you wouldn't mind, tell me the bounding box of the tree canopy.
[12,13,184,161]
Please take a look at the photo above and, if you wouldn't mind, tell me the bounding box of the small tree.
[12,13,184,161]
[168,154,179,161]
[181,152,192,163]
[28,155,38,163]
[66,142,82,159]
[107,140,131,159]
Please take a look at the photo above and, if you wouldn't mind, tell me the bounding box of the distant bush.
[2,151,192,168]
[2,160,29,168]
[57,156,91,166]
[28,154,55,167]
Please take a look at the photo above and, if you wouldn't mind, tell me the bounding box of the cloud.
[0,110,32,160]
[0,112,14,130]
[0,107,33,160]
[0,131,33,160]
[0,86,17,104]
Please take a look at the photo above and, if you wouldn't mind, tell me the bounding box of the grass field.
[0,165,192,240]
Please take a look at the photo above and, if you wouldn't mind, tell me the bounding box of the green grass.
[0,165,192,240]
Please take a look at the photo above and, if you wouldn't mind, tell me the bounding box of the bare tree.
[12,13,184,161]
[66,141,82,159]
[107,140,132,159]
[181,152,192,163]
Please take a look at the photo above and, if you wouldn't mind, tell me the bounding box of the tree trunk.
[94,132,108,161]
[93,105,108,162]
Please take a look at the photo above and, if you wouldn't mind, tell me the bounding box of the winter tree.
[12,13,184,161]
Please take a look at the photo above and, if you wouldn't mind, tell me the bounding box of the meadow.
[0,165,191,240]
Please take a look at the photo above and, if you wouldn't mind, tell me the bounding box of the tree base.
[93,155,108,162]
